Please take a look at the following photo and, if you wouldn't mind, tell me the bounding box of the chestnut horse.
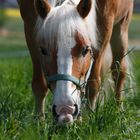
[17,0,133,124]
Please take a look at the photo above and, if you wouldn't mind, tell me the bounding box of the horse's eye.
[40,47,48,56]
[82,46,89,57]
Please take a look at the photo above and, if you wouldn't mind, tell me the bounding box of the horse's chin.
[57,114,74,125]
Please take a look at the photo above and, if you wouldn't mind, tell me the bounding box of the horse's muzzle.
[52,104,79,124]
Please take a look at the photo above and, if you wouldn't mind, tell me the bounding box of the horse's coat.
[18,0,133,124]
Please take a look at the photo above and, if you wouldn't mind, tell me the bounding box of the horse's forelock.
[35,3,90,50]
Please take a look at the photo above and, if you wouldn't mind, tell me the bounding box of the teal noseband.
[46,74,82,88]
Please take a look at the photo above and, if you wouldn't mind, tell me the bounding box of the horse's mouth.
[52,104,80,124]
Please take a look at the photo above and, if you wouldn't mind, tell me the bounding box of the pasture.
[0,12,140,139]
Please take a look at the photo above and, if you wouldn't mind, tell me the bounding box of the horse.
[17,0,133,124]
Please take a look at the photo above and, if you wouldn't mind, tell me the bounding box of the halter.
[46,48,94,118]
[46,74,83,88]
[45,48,94,90]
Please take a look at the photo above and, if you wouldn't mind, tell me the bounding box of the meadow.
[0,12,140,140]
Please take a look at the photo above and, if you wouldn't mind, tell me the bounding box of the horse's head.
[35,0,95,124]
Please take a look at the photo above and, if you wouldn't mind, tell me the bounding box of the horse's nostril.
[52,105,57,117]
[72,104,79,116]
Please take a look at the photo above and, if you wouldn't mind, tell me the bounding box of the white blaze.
[53,36,80,106]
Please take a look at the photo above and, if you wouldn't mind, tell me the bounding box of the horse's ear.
[34,0,51,19]
[77,0,92,18]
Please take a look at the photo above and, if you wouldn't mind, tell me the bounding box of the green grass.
[0,16,26,52]
[129,14,140,39]
[0,55,140,140]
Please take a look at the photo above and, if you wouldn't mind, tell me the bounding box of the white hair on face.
[47,0,65,6]
[48,0,81,6]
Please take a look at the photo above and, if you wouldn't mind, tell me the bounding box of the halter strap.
[46,48,94,89]
[46,74,83,88]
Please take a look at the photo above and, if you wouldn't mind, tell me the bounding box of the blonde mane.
[35,0,97,50]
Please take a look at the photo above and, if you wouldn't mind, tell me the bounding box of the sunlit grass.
[129,14,140,39]
[0,9,20,18]
[132,13,140,20]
